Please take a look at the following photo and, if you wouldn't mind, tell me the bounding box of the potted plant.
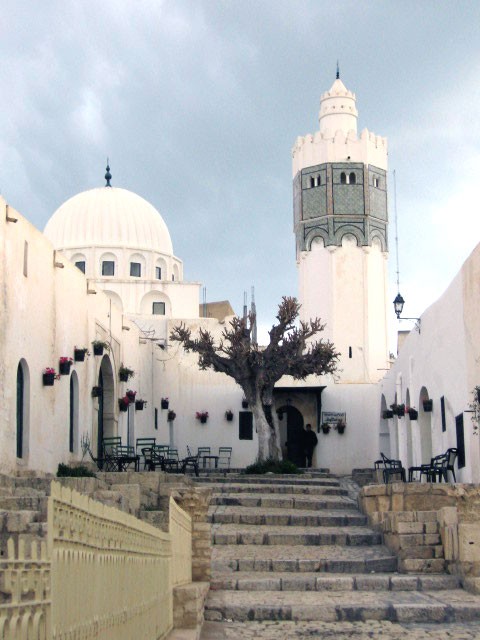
[119,365,135,382]
[161,397,169,410]
[135,399,147,410]
[390,403,405,418]
[335,420,346,434]
[241,398,248,408]
[118,396,130,412]
[225,410,234,422]
[43,367,57,386]
[383,410,394,419]
[91,386,103,398]
[196,411,209,424]
[321,423,331,434]
[59,357,73,375]
[92,340,110,356]
[167,410,176,421]
[126,389,136,402]
[74,347,89,362]
[407,407,418,420]
[423,399,433,412]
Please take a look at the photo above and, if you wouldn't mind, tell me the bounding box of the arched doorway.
[379,395,391,458]
[419,387,433,466]
[279,405,305,467]
[96,355,115,460]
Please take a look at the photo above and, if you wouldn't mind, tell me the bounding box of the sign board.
[321,412,346,427]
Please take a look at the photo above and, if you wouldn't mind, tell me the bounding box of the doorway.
[279,405,305,467]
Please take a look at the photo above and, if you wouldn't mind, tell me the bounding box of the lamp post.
[393,292,421,332]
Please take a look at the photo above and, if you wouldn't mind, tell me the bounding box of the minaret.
[292,72,389,383]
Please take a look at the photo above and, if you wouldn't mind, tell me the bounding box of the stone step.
[208,506,367,526]
[0,495,48,516]
[204,588,480,623]
[211,544,397,574]
[194,475,336,487]
[210,494,354,510]
[0,476,53,492]
[207,483,347,496]
[210,572,461,592]
[212,524,381,546]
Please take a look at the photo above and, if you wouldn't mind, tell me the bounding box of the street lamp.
[393,292,421,332]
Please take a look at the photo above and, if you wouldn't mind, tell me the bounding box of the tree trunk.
[249,397,282,462]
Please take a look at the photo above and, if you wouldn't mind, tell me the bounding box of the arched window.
[349,172,356,185]
[16,363,24,458]
[316,176,321,186]
[310,176,315,188]
[373,176,380,188]
[69,372,79,454]
[16,360,29,459]
[340,172,347,184]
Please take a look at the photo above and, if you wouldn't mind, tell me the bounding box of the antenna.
[243,291,248,321]
[394,169,400,294]
[251,286,257,345]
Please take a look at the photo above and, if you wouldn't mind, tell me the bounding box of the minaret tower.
[292,71,389,383]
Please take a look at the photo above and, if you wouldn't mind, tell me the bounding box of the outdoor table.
[200,455,219,469]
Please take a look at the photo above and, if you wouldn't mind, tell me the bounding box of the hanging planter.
[118,396,130,412]
[408,408,418,420]
[91,386,103,398]
[74,347,89,362]
[390,403,405,418]
[383,410,394,419]
[423,399,433,412]
[119,365,135,382]
[161,398,169,410]
[59,357,73,375]
[196,411,209,424]
[135,399,147,411]
[43,368,57,386]
[126,389,136,402]
[225,410,234,422]
[321,423,331,434]
[167,410,176,421]
[241,398,248,409]
[335,421,346,434]
[92,340,110,356]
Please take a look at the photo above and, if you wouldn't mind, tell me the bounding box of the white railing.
[169,496,192,587]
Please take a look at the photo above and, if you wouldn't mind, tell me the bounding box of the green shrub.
[56,463,96,478]
[245,458,302,475]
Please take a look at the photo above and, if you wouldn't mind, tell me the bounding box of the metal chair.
[136,437,156,469]
[383,458,406,483]
[218,447,232,470]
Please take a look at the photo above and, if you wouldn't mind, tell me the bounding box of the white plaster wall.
[380,245,480,482]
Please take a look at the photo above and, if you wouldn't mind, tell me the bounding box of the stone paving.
[198,472,480,639]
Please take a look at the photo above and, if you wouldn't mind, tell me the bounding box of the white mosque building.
[1,73,479,480]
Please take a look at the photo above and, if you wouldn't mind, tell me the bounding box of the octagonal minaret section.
[292,75,389,383]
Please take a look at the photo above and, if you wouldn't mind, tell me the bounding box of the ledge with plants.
[59,357,73,375]
[43,367,58,386]
[74,346,89,362]
[390,403,405,418]
[196,411,209,424]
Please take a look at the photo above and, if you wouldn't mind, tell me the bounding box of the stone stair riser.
[212,531,381,546]
[209,486,347,496]
[208,512,366,526]
[210,497,352,510]
[212,557,397,574]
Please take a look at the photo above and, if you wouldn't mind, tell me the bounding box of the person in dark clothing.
[303,423,318,468]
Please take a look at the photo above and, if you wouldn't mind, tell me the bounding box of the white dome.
[44,187,173,255]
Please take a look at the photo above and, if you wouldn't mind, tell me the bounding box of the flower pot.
[74,349,86,362]
[120,371,129,382]
[337,426,345,434]
[59,361,72,375]
[242,400,248,409]
[126,391,136,402]
[383,410,394,419]
[200,416,207,424]
[423,399,433,412]
[225,412,233,422]
[135,400,145,411]
[321,426,330,434]
[91,386,103,398]
[118,399,129,412]
[167,411,176,421]
[161,399,169,410]
[93,344,104,356]
[43,373,55,386]
[408,409,418,420]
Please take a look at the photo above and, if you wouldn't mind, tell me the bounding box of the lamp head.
[393,292,405,319]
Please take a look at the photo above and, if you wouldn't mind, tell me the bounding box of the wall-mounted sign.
[321,412,346,427]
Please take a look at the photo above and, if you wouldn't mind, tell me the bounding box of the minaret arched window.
[316,176,321,186]
[16,360,29,459]
[310,176,315,188]
[349,172,356,185]
[340,172,347,184]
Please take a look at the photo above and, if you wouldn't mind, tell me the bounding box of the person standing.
[303,423,318,468]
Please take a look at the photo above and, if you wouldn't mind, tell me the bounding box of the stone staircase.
[196,471,480,638]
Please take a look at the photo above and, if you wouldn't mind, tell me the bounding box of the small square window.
[155,266,162,279]
[102,261,115,276]
[75,261,85,274]
[152,302,166,315]
[130,262,141,277]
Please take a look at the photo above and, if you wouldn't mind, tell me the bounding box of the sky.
[2,1,480,345]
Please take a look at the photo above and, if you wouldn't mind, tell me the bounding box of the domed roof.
[44,186,173,255]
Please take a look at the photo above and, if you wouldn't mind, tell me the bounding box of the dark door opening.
[97,368,104,467]
[281,405,305,467]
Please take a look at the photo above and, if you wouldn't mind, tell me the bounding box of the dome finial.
[336,60,340,80]
[105,158,112,187]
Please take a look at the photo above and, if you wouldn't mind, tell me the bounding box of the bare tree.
[170,297,339,461]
